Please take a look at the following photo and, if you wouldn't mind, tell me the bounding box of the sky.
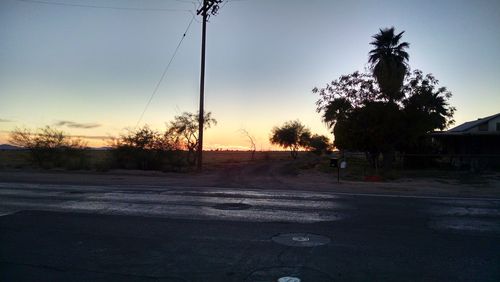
[1,0,499,149]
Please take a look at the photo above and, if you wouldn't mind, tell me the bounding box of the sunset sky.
[1,0,499,149]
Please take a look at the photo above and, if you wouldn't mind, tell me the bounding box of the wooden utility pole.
[196,0,222,171]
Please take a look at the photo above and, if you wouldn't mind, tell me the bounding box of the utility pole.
[196,0,222,171]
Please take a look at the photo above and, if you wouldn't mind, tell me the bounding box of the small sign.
[340,160,347,169]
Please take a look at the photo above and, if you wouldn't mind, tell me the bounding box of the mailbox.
[340,160,347,169]
[331,157,346,183]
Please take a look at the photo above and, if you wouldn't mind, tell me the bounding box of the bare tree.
[240,129,256,160]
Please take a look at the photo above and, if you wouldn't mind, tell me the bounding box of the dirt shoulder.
[0,160,499,198]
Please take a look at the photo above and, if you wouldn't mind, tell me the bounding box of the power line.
[189,10,203,23]
[171,0,199,4]
[15,0,192,12]
[134,14,196,129]
[219,0,230,10]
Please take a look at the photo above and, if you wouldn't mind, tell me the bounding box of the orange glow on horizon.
[0,130,286,151]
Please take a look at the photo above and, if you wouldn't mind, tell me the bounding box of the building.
[432,113,500,169]
[448,113,500,134]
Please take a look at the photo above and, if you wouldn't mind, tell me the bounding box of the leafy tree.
[306,134,332,155]
[313,71,385,160]
[332,100,405,168]
[369,27,409,102]
[112,112,217,170]
[314,27,454,169]
[313,71,379,128]
[400,70,456,151]
[270,120,311,159]
[314,70,454,169]
[167,111,216,166]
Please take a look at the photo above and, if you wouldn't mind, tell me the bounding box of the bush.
[110,126,186,171]
[9,126,90,169]
[306,134,332,155]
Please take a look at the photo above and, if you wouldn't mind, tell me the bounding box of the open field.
[0,150,29,168]
[0,150,291,169]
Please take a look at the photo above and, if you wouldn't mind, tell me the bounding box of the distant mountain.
[0,144,21,150]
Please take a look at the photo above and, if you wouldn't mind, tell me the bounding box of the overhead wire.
[15,0,200,130]
[134,14,197,129]
[219,0,230,10]
[15,0,192,12]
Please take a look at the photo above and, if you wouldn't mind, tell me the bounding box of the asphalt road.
[1,182,499,281]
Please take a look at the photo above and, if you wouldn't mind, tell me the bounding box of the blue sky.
[1,0,499,148]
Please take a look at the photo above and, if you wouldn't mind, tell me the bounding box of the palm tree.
[369,27,410,102]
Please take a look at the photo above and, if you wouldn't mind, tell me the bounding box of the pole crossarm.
[196,0,223,19]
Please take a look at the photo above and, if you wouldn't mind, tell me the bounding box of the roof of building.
[448,113,500,132]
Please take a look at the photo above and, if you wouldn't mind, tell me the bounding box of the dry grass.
[0,150,292,170]
[0,150,30,168]
[2,149,495,188]
[202,151,290,164]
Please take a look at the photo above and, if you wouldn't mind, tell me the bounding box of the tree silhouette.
[314,70,454,169]
[306,134,332,155]
[112,125,182,170]
[401,70,456,150]
[168,112,216,166]
[9,126,88,168]
[240,129,256,160]
[369,27,409,102]
[270,120,311,159]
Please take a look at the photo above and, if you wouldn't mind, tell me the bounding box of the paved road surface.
[1,182,499,281]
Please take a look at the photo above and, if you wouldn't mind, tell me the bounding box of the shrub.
[9,126,89,169]
[110,125,186,171]
[306,134,332,155]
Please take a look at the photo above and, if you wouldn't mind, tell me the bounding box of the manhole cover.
[272,233,330,247]
[246,266,332,282]
[213,203,252,210]
[278,277,301,282]
[292,236,309,242]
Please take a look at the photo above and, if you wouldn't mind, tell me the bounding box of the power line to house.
[219,0,229,10]
[134,14,196,129]
[15,0,192,12]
